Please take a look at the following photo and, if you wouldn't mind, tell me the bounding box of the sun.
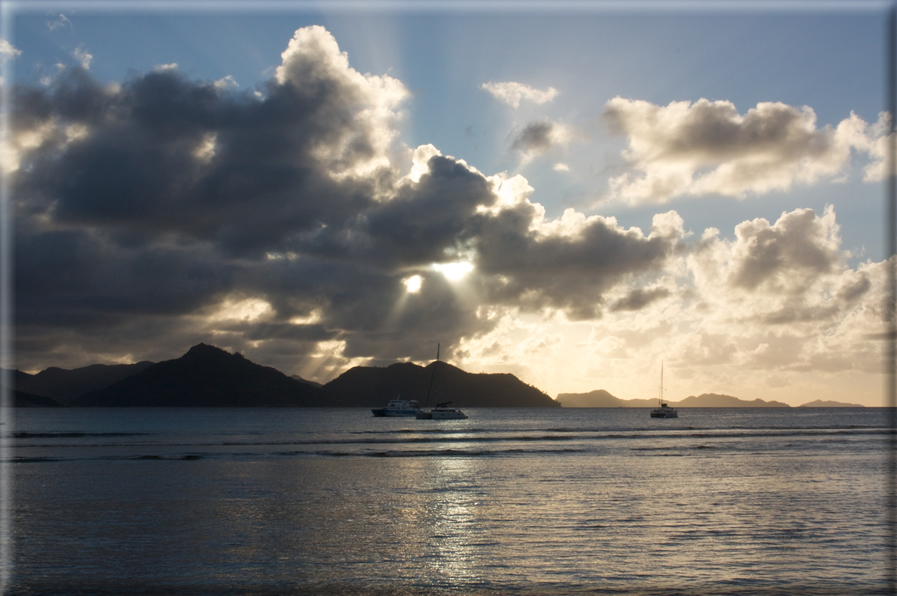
[403,275,423,293]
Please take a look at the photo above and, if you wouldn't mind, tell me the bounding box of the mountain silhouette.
[66,343,557,408]
[558,391,808,408]
[557,389,655,408]
[18,347,867,408]
[290,374,323,388]
[13,389,62,407]
[797,399,864,408]
[676,393,791,407]
[323,360,558,408]
[71,343,324,407]
[10,362,154,405]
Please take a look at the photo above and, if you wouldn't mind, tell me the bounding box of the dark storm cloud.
[299,154,495,268]
[14,67,378,257]
[475,202,674,320]
[12,26,676,374]
[15,219,238,326]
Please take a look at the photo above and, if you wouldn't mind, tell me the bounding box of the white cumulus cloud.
[214,75,239,90]
[275,25,409,179]
[482,81,558,108]
[675,205,884,376]
[604,97,890,205]
[73,45,92,70]
[548,204,886,404]
[0,39,21,59]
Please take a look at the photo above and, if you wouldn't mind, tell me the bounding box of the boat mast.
[424,343,439,407]
[660,360,664,406]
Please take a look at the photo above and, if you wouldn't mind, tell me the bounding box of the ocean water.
[5,407,894,595]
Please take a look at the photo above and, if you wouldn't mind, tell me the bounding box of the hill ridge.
[557,390,863,408]
[323,359,558,408]
[71,344,322,407]
[57,344,559,408]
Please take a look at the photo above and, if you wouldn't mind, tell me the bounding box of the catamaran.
[417,344,467,420]
[650,361,678,418]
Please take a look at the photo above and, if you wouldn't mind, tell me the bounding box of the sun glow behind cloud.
[431,261,474,281]
[210,298,273,323]
[403,275,423,293]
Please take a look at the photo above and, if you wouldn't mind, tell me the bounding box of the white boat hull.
[372,398,421,417]
[373,409,419,417]
[417,401,468,420]
[430,409,467,419]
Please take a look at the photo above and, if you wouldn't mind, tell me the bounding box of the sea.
[4,407,894,595]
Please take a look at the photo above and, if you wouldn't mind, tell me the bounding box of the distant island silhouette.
[557,389,864,408]
[7,343,864,408]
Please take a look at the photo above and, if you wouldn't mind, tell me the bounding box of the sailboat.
[650,361,678,418]
[416,344,468,420]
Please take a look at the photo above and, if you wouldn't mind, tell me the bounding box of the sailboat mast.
[660,360,663,405]
[424,343,439,406]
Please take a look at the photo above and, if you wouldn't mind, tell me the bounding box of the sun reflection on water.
[418,456,486,585]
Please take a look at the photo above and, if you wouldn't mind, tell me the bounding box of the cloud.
[12,26,409,256]
[10,25,890,406]
[481,81,558,108]
[214,75,239,90]
[675,205,883,373]
[0,39,22,60]
[727,206,841,293]
[0,39,21,59]
[509,120,573,162]
[609,287,671,312]
[475,204,677,320]
[12,26,674,376]
[47,14,72,31]
[73,45,92,69]
[604,97,889,205]
[541,203,888,403]
[511,121,555,153]
[0,40,18,83]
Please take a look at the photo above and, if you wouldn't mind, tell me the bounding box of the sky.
[3,1,893,406]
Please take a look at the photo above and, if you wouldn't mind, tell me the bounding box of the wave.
[7,446,591,462]
[7,420,889,464]
[352,447,585,458]
[12,431,154,439]
[8,426,888,450]
[9,447,586,462]
[131,454,203,461]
